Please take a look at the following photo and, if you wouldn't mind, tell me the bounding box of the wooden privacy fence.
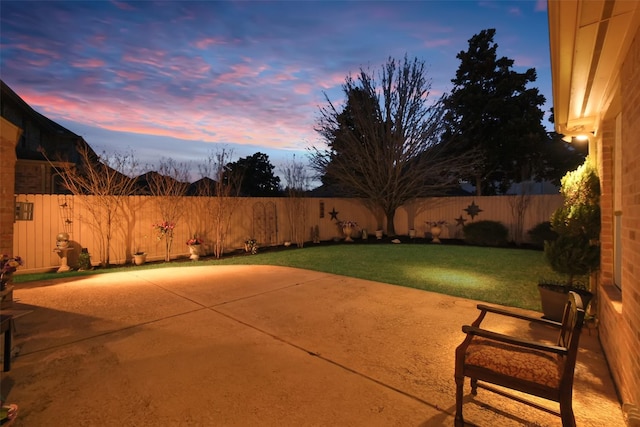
[12,194,563,273]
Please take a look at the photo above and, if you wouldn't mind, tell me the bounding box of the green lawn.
[14,244,571,312]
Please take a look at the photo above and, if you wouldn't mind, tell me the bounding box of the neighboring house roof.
[0,79,93,163]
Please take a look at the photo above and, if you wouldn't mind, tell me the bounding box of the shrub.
[527,221,557,249]
[77,248,92,270]
[463,220,509,247]
[544,158,600,286]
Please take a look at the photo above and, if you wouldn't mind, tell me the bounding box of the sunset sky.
[1,0,551,179]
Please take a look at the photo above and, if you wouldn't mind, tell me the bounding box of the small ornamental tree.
[281,155,311,248]
[544,158,601,286]
[197,149,243,258]
[146,159,190,261]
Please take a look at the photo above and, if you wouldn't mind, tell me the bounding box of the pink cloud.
[513,54,537,68]
[215,62,268,84]
[72,58,106,68]
[293,83,313,95]
[193,37,224,49]
[112,1,136,11]
[15,43,60,59]
[19,87,318,152]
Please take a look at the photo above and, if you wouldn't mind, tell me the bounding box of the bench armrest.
[477,304,562,328]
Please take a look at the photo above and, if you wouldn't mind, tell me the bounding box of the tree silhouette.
[442,29,547,195]
[311,55,477,235]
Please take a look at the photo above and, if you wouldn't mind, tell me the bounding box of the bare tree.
[43,142,139,266]
[281,155,311,247]
[310,56,477,235]
[146,159,190,261]
[197,149,243,258]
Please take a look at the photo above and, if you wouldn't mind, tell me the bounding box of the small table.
[0,314,12,371]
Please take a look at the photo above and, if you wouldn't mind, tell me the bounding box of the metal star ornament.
[455,215,466,226]
[329,208,339,221]
[464,201,483,219]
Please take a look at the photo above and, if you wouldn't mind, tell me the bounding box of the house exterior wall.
[0,117,22,255]
[597,23,640,410]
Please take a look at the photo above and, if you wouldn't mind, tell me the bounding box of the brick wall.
[14,160,51,194]
[0,117,21,255]
[598,24,640,410]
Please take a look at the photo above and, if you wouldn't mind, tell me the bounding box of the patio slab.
[1,265,624,426]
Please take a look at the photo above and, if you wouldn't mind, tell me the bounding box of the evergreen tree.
[226,152,281,197]
[443,29,547,195]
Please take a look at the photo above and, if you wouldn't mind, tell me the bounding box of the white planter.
[188,245,201,260]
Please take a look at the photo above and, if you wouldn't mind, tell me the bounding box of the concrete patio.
[1,265,624,426]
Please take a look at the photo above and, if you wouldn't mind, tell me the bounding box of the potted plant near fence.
[540,158,600,321]
[186,236,203,260]
[133,251,147,266]
[78,248,93,270]
[133,237,148,265]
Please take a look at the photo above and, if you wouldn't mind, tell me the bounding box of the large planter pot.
[188,245,201,260]
[538,283,593,322]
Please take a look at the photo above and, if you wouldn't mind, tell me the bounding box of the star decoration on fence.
[455,215,466,226]
[464,201,483,219]
[329,208,339,220]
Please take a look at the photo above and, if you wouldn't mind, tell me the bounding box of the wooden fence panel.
[12,194,563,273]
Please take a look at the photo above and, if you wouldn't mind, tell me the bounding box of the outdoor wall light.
[561,134,591,143]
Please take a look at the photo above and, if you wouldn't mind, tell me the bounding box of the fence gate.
[252,202,278,246]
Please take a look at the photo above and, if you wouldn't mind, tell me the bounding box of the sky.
[1,0,551,181]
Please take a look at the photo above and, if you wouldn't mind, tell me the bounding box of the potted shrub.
[427,220,448,243]
[133,251,147,266]
[186,236,203,260]
[541,158,600,320]
[77,248,93,270]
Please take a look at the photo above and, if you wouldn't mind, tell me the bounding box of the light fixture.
[561,134,591,143]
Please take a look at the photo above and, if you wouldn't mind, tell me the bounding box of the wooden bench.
[454,291,586,426]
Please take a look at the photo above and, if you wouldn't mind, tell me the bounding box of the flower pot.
[408,229,416,238]
[133,253,147,265]
[188,245,201,260]
[375,230,383,240]
[538,283,593,322]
